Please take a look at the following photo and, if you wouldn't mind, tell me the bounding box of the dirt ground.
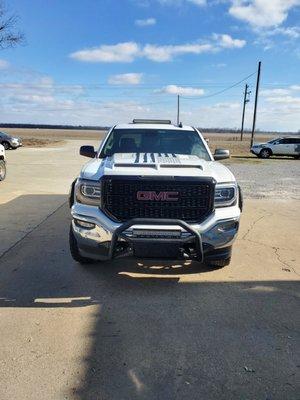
[0,139,299,400]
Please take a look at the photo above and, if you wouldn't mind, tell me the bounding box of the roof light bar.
[132,119,172,125]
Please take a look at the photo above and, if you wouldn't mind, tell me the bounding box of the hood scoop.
[111,153,204,170]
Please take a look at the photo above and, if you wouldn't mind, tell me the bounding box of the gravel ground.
[227,159,300,200]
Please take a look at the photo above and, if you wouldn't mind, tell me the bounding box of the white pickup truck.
[0,144,6,181]
[69,120,242,267]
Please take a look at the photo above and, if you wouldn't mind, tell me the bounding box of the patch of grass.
[22,138,65,147]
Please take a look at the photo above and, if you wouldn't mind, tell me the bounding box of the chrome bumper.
[71,204,240,261]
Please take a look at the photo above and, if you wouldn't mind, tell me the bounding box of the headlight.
[214,184,237,207]
[75,179,102,206]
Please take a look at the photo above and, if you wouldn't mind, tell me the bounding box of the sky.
[0,0,300,131]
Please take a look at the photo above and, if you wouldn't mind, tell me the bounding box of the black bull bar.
[108,218,203,262]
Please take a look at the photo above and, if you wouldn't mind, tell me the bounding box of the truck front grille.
[101,176,215,223]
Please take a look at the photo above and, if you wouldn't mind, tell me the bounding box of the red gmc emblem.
[137,191,179,201]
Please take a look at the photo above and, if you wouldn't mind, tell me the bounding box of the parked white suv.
[0,144,6,181]
[251,136,300,159]
[69,120,242,267]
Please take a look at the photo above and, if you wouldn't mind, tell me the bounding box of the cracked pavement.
[0,140,299,400]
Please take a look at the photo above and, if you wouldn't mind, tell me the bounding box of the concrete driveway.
[0,142,299,400]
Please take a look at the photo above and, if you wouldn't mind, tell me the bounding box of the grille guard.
[109,218,203,262]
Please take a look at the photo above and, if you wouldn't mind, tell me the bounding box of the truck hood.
[80,153,235,183]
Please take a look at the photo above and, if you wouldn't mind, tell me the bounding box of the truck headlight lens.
[80,184,101,198]
[214,184,237,207]
[75,179,101,206]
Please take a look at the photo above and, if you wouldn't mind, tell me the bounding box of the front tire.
[69,224,95,264]
[238,185,243,212]
[207,258,231,268]
[259,148,271,159]
[0,160,6,181]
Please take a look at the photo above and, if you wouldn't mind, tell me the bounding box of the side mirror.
[205,138,210,143]
[214,148,230,161]
[80,145,96,158]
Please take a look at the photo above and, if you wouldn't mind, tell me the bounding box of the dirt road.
[0,141,299,400]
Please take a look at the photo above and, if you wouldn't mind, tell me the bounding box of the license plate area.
[132,229,181,239]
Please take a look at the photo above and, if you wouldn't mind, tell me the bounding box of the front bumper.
[71,204,240,261]
[251,148,260,155]
[10,142,22,148]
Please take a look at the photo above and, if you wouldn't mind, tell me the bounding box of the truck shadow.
[0,195,299,399]
[0,195,221,309]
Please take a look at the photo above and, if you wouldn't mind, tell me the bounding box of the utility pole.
[240,83,251,141]
[250,61,261,147]
[177,94,180,125]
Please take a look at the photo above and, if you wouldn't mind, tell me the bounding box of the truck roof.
[114,123,195,131]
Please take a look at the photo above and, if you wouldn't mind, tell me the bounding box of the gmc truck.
[69,120,242,267]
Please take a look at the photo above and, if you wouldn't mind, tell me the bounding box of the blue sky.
[1,0,300,131]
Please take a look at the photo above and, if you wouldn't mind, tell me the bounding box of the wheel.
[69,179,76,208]
[259,148,271,159]
[207,257,231,268]
[2,141,10,150]
[238,185,243,212]
[0,160,6,181]
[69,224,95,264]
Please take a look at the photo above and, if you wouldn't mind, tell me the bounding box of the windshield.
[100,128,211,161]
[267,138,281,144]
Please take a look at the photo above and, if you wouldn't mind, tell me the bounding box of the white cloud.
[0,59,10,69]
[212,63,227,68]
[157,85,205,96]
[265,26,300,38]
[213,102,240,109]
[108,73,143,85]
[261,88,291,96]
[261,86,300,97]
[265,95,300,105]
[135,17,156,26]
[213,33,246,48]
[0,77,84,112]
[70,42,140,63]
[188,0,206,5]
[143,43,215,61]
[229,0,300,28]
[70,35,246,63]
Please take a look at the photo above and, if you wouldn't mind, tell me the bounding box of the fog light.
[216,220,238,233]
[74,219,95,229]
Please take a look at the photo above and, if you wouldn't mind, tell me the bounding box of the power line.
[180,72,257,100]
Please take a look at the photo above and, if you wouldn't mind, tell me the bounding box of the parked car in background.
[0,144,6,181]
[0,131,22,150]
[251,136,300,159]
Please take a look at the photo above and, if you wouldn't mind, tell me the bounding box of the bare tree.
[0,1,24,49]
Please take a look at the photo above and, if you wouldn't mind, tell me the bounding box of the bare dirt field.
[1,127,276,155]
[2,128,106,148]
[0,139,299,400]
